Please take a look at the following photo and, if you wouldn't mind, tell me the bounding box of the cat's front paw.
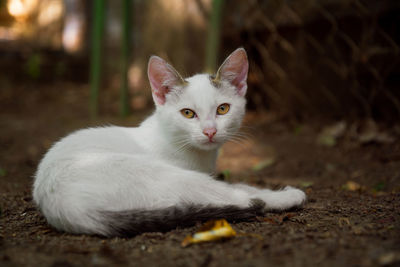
[256,186,306,211]
[283,186,306,206]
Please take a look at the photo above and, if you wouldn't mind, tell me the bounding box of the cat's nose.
[203,128,217,139]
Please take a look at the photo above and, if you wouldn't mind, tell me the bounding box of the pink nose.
[203,128,217,139]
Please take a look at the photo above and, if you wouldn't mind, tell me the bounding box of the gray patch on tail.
[99,199,265,237]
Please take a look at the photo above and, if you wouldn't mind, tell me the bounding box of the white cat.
[33,48,306,236]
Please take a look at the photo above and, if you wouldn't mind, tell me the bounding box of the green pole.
[90,0,105,118]
[120,0,132,117]
[205,0,224,73]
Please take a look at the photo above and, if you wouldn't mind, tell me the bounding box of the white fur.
[33,50,306,236]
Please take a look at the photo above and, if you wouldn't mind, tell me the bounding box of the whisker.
[226,131,253,141]
[171,139,195,155]
[239,124,256,130]
[225,137,249,149]
[224,133,253,148]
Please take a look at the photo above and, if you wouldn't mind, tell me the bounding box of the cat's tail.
[98,199,265,237]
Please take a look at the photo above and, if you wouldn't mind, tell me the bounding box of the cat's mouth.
[202,137,218,144]
[199,139,220,149]
[193,136,222,150]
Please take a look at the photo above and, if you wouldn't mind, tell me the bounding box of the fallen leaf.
[338,217,351,228]
[342,181,362,191]
[358,120,395,144]
[252,158,275,171]
[352,226,364,235]
[181,219,236,247]
[378,252,400,266]
[40,229,53,234]
[350,119,396,145]
[317,121,347,146]
[317,135,336,147]
[300,181,313,188]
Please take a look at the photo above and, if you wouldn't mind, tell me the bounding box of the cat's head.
[147,48,249,151]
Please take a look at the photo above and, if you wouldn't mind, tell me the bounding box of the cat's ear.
[148,56,186,105]
[215,48,249,96]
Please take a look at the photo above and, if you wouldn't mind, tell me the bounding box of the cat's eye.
[180,109,196,119]
[217,103,230,115]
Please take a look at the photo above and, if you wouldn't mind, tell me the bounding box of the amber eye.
[217,103,230,115]
[180,109,196,119]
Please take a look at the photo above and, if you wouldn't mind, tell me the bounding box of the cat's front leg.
[232,183,271,194]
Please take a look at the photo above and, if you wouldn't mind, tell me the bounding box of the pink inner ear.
[219,48,249,96]
[148,56,177,105]
[148,70,169,105]
[231,60,248,96]
[151,85,169,105]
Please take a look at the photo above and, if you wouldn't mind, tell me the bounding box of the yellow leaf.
[252,158,275,171]
[342,181,361,191]
[181,219,236,247]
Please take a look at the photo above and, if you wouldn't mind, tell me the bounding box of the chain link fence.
[223,0,400,121]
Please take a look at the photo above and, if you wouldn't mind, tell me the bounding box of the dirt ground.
[0,82,399,267]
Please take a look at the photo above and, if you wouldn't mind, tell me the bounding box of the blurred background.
[0,0,399,122]
[1,2,400,265]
